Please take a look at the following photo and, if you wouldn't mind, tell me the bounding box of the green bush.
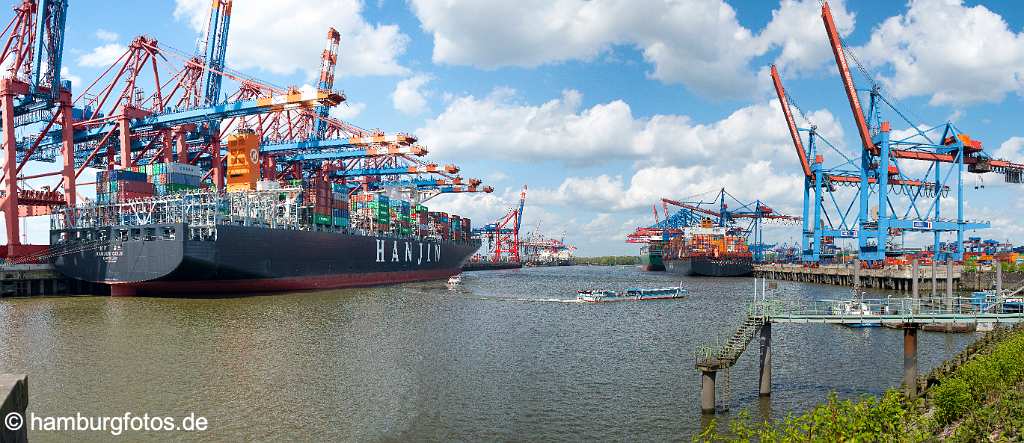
[933,378,974,425]
[695,392,914,442]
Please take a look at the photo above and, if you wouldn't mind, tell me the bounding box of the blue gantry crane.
[769,1,1024,264]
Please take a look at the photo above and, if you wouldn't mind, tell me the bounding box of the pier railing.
[764,296,1023,324]
[695,296,1023,369]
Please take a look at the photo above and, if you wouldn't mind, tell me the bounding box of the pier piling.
[758,324,772,397]
[700,370,716,414]
[912,259,919,299]
[853,259,860,289]
[903,326,918,400]
[946,259,953,309]
[996,260,1002,294]
[931,260,937,301]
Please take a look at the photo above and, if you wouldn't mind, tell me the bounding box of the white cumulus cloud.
[994,137,1024,163]
[417,88,844,171]
[76,43,126,68]
[533,162,804,214]
[95,29,119,42]
[859,0,1024,105]
[330,101,367,121]
[173,0,409,78]
[409,0,856,98]
[392,74,432,115]
[755,0,855,76]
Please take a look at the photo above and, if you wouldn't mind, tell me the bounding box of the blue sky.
[14,0,1024,255]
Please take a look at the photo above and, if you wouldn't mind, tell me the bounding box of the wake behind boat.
[576,286,687,303]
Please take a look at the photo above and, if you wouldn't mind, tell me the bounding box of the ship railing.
[51,188,308,231]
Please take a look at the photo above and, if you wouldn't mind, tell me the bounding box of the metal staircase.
[695,314,766,371]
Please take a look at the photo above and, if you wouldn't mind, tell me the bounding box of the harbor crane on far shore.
[472,185,527,264]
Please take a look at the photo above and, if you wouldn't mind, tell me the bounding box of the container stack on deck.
[136,163,204,195]
[95,170,154,204]
[303,177,350,229]
[414,204,429,237]
[390,198,412,236]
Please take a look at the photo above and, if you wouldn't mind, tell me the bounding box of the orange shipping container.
[226,131,260,190]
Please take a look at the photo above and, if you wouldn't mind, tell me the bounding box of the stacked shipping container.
[95,170,154,204]
[129,163,203,195]
[303,177,350,228]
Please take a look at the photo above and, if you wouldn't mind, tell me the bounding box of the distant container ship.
[640,240,666,271]
[662,220,752,277]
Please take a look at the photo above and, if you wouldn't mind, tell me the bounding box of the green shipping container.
[314,214,332,225]
[334,216,349,227]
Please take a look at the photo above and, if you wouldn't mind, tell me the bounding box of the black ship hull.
[664,256,752,277]
[51,223,480,296]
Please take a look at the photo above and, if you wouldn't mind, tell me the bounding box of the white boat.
[576,287,686,303]
[447,275,462,286]
[829,301,882,328]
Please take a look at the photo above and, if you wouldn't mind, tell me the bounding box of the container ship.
[662,220,752,277]
[49,133,479,296]
[639,240,666,271]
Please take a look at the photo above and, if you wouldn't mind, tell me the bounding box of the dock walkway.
[694,284,1024,414]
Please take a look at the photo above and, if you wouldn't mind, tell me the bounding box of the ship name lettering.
[375,240,386,263]
[417,243,423,265]
[392,241,400,262]
[405,242,413,262]
[435,244,441,261]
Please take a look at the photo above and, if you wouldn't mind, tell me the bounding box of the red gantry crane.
[472,185,526,264]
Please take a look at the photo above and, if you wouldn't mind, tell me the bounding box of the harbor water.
[0,266,974,441]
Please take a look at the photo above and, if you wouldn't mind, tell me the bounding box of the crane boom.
[514,185,526,234]
[770,65,812,178]
[661,198,720,220]
[822,0,875,155]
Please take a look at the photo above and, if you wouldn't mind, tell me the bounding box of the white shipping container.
[256,180,280,191]
[165,162,204,176]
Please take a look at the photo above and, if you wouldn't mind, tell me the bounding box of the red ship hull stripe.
[109,268,458,296]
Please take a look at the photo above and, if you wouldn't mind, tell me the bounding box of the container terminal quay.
[0,0,1020,440]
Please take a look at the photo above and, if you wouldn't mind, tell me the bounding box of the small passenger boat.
[576,286,686,303]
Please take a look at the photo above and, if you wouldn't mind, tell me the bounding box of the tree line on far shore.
[575,256,640,266]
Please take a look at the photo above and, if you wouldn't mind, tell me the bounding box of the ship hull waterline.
[51,223,480,296]
[663,256,752,277]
